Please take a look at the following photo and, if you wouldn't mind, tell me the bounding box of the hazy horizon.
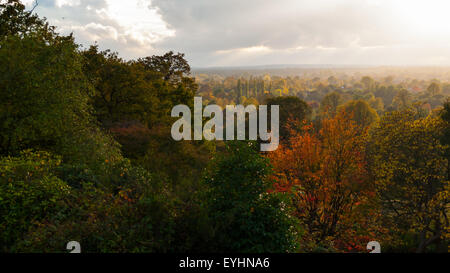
[192,64,450,69]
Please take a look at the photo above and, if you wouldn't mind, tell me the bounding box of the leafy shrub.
[15,163,177,253]
[204,141,299,253]
[0,150,71,252]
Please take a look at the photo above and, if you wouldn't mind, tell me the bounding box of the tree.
[368,97,384,114]
[266,96,311,140]
[339,100,378,129]
[269,111,377,252]
[82,45,198,135]
[374,85,398,108]
[427,82,442,97]
[320,92,342,116]
[368,109,449,252]
[327,76,338,86]
[0,4,121,166]
[392,89,411,110]
[205,141,298,253]
[138,51,197,94]
[441,100,450,149]
[361,76,375,92]
[0,0,46,39]
[81,45,160,126]
[237,78,243,103]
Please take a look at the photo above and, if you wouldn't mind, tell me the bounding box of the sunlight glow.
[98,0,175,45]
[392,0,450,36]
[216,46,272,55]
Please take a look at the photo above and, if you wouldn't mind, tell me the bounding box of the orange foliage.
[268,111,381,251]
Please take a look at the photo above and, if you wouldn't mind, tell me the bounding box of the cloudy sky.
[21,0,450,67]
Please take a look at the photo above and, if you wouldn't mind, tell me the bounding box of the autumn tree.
[269,111,378,251]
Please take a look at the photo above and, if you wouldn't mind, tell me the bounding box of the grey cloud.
[148,0,418,65]
[150,0,408,65]
[35,0,109,23]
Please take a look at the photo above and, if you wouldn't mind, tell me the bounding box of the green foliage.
[0,19,122,168]
[339,100,379,129]
[0,33,86,153]
[204,141,299,253]
[392,89,412,110]
[427,82,442,97]
[361,76,376,92]
[320,91,342,116]
[266,96,311,139]
[138,51,196,89]
[368,97,384,115]
[0,150,71,251]
[368,109,449,252]
[0,0,49,39]
[81,46,160,125]
[0,1,123,168]
[440,99,450,148]
[81,47,197,129]
[14,161,178,253]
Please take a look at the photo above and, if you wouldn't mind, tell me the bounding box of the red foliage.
[268,111,383,252]
[109,121,152,158]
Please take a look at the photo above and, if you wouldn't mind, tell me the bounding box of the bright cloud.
[23,0,173,58]
[95,0,174,44]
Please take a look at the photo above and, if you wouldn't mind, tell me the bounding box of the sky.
[20,0,450,67]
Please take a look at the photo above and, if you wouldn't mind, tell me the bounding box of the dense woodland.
[0,1,449,253]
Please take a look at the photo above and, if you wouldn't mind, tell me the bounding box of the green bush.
[15,163,177,253]
[204,141,299,253]
[0,150,71,252]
